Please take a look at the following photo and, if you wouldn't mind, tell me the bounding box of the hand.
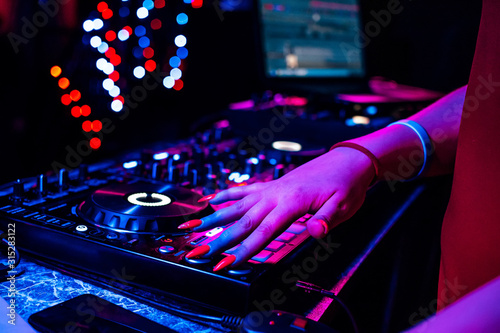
[179,147,376,271]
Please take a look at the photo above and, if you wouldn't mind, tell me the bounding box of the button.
[190,235,207,245]
[286,224,307,235]
[276,232,296,242]
[184,256,212,265]
[106,233,118,240]
[76,225,88,232]
[227,264,252,276]
[291,317,308,330]
[126,239,139,247]
[205,227,223,237]
[158,245,175,254]
[265,240,285,252]
[251,250,273,263]
[89,229,105,237]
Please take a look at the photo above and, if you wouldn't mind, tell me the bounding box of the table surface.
[0,256,229,333]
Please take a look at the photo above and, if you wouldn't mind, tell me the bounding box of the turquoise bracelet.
[387,119,433,180]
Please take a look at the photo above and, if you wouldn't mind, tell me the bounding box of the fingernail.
[319,219,329,235]
[185,245,210,259]
[198,194,216,203]
[213,255,236,272]
[177,219,203,229]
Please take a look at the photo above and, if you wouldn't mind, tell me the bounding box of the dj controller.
[0,121,335,315]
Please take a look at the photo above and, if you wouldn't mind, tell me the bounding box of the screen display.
[259,0,365,78]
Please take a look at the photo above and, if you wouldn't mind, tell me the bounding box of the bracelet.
[329,142,381,186]
[387,119,433,180]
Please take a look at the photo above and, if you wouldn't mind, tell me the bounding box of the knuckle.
[255,222,276,237]
[234,199,246,211]
[238,215,255,232]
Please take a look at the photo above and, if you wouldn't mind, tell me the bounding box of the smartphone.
[28,294,176,333]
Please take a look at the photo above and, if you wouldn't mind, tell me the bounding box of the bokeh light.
[50,66,62,77]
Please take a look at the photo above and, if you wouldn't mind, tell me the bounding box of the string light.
[133,66,146,79]
[50,66,62,77]
[174,35,187,47]
[145,59,156,72]
[58,77,70,89]
[137,7,148,19]
[90,138,101,149]
[70,90,81,102]
[71,106,81,118]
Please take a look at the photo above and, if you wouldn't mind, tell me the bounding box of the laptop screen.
[258,0,365,79]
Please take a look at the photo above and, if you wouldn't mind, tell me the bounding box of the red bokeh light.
[81,105,91,116]
[143,47,154,59]
[92,120,103,132]
[70,90,81,102]
[90,138,101,149]
[109,71,120,82]
[82,120,92,132]
[173,79,184,91]
[113,96,124,103]
[61,94,72,105]
[71,106,81,118]
[151,19,162,30]
[110,54,121,66]
[123,26,132,35]
[155,0,165,8]
[105,30,116,42]
[97,2,108,12]
[105,47,116,58]
[145,60,156,72]
[58,77,70,89]
[102,8,113,20]
[192,0,203,8]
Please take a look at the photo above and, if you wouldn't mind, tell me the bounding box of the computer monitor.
[257,0,365,80]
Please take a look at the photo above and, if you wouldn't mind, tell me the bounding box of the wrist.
[328,145,378,187]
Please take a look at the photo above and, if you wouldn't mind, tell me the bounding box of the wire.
[296,281,360,333]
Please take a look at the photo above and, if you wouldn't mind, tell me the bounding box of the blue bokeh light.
[176,13,188,25]
[135,25,146,37]
[169,56,181,68]
[138,36,150,48]
[177,47,188,59]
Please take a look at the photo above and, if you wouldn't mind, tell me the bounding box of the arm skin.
[404,275,500,333]
[184,85,467,267]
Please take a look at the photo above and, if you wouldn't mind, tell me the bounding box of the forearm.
[348,85,466,181]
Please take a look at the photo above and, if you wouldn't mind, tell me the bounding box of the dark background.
[0,0,481,183]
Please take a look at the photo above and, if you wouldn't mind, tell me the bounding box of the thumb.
[307,193,349,239]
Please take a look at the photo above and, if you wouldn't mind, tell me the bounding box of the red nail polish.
[185,245,210,259]
[319,220,329,235]
[198,194,216,203]
[177,219,203,229]
[213,255,236,272]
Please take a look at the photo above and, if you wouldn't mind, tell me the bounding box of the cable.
[296,281,360,333]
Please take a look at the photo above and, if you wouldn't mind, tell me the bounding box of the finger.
[207,182,264,205]
[190,194,261,231]
[307,192,350,239]
[202,201,274,257]
[230,205,303,265]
